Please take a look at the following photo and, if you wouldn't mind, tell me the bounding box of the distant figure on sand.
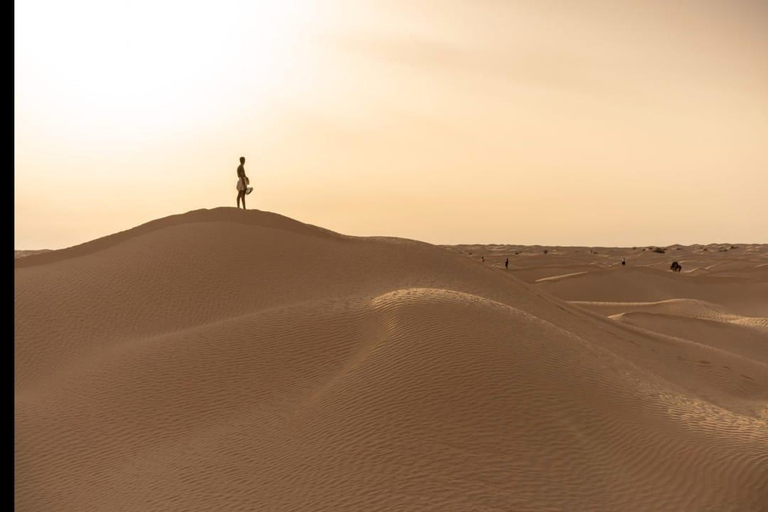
[481,256,485,263]
[505,258,509,269]
[670,261,682,273]
[621,258,626,266]
[236,156,250,209]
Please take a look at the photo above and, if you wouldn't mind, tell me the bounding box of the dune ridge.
[16,208,768,511]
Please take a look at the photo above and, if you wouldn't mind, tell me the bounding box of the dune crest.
[16,209,768,511]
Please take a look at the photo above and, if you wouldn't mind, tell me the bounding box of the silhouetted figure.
[505,258,509,269]
[621,258,626,266]
[481,256,485,263]
[236,156,249,209]
[670,261,682,273]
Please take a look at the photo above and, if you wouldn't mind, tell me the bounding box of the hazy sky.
[15,0,768,249]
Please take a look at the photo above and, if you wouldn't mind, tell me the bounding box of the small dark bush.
[652,247,665,254]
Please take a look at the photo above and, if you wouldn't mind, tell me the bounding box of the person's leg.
[237,192,241,209]
[242,192,246,210]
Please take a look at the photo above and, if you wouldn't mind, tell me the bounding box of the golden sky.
[15,0,768,249]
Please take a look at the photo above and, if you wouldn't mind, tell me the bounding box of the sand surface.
[16,209,768,511]
[15,249,51,259]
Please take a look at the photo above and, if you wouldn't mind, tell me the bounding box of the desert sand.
[14,249,51,259]
[15,208,768,511]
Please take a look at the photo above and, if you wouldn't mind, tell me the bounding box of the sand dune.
[535,267,768,317]
[16,209,768,511]
[14,249,51,259]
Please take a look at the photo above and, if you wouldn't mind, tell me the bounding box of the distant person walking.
[621,257,626,266]
[236,156,250,210]
[505,258,509,269]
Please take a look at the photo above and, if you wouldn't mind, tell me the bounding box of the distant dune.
[16,209,768,511]
[14,249,51,259]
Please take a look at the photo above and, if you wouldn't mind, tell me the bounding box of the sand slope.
[14,249,51,259]
[16,209,768,511]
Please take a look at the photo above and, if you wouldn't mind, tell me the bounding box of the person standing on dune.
[236,156,249,210]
